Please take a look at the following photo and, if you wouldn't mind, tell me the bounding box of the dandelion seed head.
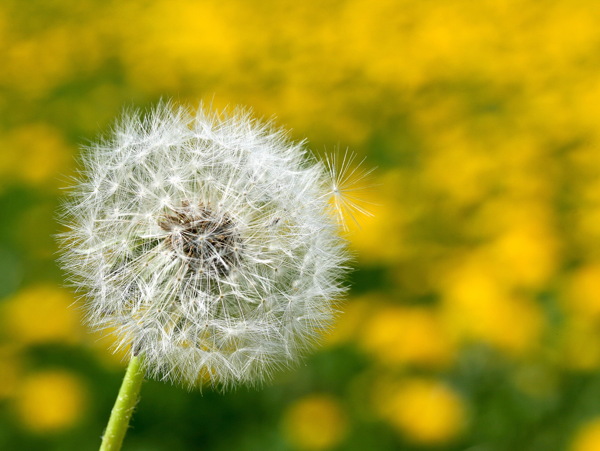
[59,101,354,388]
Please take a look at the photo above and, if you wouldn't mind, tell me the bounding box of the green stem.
[100,355,145,451]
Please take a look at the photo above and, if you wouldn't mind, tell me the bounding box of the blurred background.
[2,0,600,450]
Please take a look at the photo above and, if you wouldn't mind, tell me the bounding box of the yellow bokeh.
[564,264,600,318]
[2,0,600,446]
[560,317,600,371]
[359,305,455,368]
[85,327,130,369]
[322,295,375,348]
[374,377,467,445]
[441,256,545,355]
[421,126,497,208]
[0,123,72,190]
[570,418,600,451]
[15,370,87,433]
[282,394,347,450]
[483,213,558,289]
[346,170,407,264]
[2,285,83,346]
[1,28,72,98]
[117,0,239,93]
[0,345,22,400]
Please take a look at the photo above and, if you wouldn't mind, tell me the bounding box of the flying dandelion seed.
[59,102,357,389]
[324,150,375,231]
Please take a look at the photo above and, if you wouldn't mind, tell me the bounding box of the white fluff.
[59,102,350,388]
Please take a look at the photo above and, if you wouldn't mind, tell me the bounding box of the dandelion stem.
[100,355,145,451]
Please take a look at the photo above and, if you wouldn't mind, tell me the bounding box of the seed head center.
[159,202,241,276]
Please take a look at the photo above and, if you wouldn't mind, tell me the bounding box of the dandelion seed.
[324,150,375,231]
[59,101,355,389]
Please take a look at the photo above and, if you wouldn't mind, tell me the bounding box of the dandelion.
[59,101,358,450]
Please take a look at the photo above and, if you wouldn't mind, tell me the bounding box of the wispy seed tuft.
[59,101,357,389]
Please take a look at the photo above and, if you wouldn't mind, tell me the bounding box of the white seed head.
[59,102,351,388]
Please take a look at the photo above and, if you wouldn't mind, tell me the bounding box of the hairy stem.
[100,355,145,451]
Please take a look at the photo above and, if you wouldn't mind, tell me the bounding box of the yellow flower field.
[1,0,600,449]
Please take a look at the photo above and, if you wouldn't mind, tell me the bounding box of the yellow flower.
[282,394,347,450]
[359,305,455,368]
[346,170,407,264]
[570,418,600,451]
[117,0,239,92]
[2,285,83,346]
[374,377,467,445]
[441,256,545,355]
[484,216,558,289]
[14,370,87,433]
[420,126,496,207]
[564,265,600,318]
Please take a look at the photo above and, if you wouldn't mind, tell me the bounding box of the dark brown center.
[159,202,241,277]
